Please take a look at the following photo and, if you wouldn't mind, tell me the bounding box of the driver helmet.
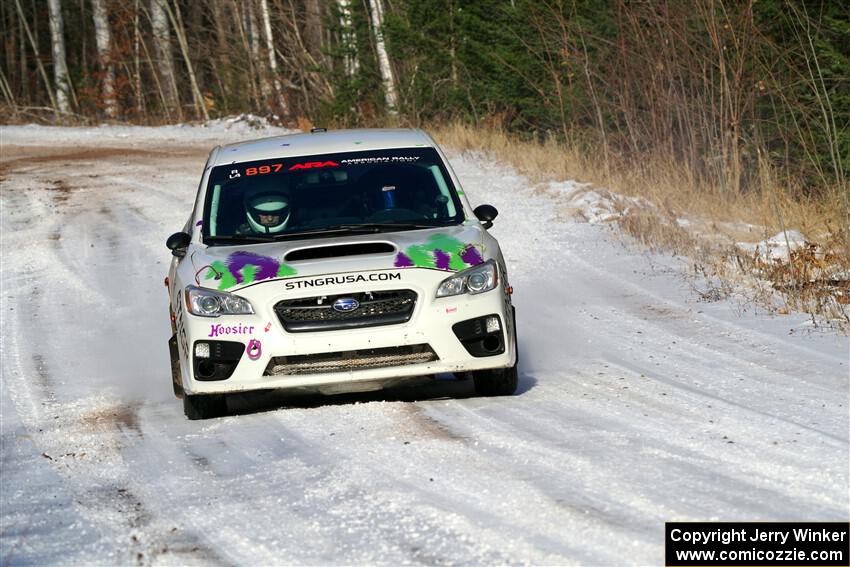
[244,191,291,234]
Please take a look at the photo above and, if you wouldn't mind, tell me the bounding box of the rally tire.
[183,394,228,420]
[472,364,518,396]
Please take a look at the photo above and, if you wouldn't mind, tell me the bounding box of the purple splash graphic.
[460,245,483,266]
[434,249,451,270]
[394,252,414,267]
[227,251,279,283]
[195,220,203,226]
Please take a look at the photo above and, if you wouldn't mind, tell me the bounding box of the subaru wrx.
[165,129,518,419]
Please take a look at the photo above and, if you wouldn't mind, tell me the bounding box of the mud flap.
[511,305,519,367]
[168,334,184,399]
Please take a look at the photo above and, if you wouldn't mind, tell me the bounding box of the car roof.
[211,128,435,167]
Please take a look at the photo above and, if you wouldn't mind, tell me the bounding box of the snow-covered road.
[1,124,847,565]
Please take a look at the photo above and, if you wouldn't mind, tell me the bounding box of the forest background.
[2,0,848,322]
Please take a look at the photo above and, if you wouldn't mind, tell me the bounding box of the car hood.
[188,223,487,292]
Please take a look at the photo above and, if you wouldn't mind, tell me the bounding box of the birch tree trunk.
[246,0,260,60]
[244,0,271,104]
[236,0,262,109]
[149,0,181,120]
[367,0,397,112]
[337,0,358,77]
[47,0,71,113]
[90,0,117,118]
[259,0,289,117]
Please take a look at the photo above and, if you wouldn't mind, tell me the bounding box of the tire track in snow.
[1,136,846,565]
[1,146,226,565]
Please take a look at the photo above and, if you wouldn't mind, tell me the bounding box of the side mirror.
[473,204,499,229]
[166,232,191,258]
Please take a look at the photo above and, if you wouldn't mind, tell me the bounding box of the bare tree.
[367,0,397,112]
[304,0,323,61]
[149,0,181,119]
[90,0,117,118]
[162,0,209,120]
[14,0,57,112]
[337,0,358,77]
[242,0,271,104]
[0,68,18,113]
[232,0,261,109]
[132,0,146,119]
[47,0,72,113]
[259,0,289,116]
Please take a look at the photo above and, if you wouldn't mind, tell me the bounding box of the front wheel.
[472,364,518,396]
[183,394,227,420]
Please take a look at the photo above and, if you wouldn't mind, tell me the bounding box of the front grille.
[274,289,417,332]
[264,344,438,376]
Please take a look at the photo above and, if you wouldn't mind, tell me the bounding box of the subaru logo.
[332,297,360,313]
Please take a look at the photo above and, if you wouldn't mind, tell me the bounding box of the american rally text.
[284,272,401,290]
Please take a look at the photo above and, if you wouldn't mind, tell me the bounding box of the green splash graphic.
[207,260,237,290]
[240,264,258,285]
[277,263,296,277]
[205,254,297,291]
[396,234,481,271]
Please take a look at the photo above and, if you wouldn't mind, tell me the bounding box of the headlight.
[436,260,498,298]
[185,285,254,317]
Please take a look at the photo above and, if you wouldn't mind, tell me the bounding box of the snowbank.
[551,181,650,224]
[738,230,808,261]
[1,114,295,148]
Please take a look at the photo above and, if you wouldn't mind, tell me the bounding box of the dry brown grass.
[432,121,849,330]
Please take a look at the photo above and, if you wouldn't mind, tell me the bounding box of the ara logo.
[288,161,339,171]
[332,297,360,313]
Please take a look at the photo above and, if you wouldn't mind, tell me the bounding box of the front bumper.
[177,268,515,395]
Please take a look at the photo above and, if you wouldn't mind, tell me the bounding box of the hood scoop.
[284,242,397,262]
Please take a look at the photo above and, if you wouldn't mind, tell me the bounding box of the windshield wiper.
[204,228,380,245]
[268,225,384,241]
[272,223,446,238]
[204,234,277,244]
[344,222,442,230]
[205,222,451,245]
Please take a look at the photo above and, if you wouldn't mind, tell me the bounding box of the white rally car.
[166,128,517,419]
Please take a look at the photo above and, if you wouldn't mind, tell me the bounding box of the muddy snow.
[1,123,847,565]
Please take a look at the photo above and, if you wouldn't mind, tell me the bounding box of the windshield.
[202,147,465,243]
